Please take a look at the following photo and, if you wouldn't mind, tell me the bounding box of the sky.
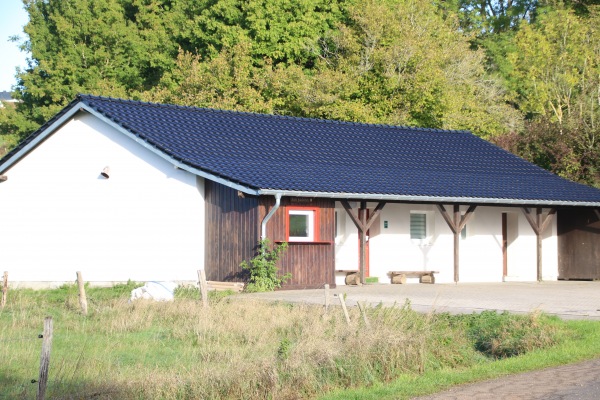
[0,0,29,92]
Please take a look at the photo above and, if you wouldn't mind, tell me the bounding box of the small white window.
[288,210,315,241]
[410,213,427,240]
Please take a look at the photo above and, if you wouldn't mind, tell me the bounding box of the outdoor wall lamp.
[100,166,110,178]
[0,175,6,182]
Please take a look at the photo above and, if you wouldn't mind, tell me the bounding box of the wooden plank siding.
[204,181,260,282]
[557,208,600,280]
[260,197,336,289]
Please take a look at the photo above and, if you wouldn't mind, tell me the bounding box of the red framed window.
[286,206,320,242]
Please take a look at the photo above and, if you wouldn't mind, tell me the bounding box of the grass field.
[1,283,599,399]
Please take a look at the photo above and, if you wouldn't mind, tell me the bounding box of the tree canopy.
[2,0,599,185]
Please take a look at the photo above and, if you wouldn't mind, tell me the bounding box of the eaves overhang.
[258,189,600,208]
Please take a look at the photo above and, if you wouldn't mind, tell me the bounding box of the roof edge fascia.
[259,189,600,207]
[0,101,260,196]
[79,104,261,196]
[0,105,82,174]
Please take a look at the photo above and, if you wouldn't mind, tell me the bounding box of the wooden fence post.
[337,294,351,325]
[357,301,371,329]
[197,269,209,308]
[37,316,53,400]
[324,284,330,313]
[76,272,88,315]
[1,271,8,308]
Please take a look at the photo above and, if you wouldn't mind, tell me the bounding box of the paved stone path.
[245,281,600,320]
[413,358,600,399]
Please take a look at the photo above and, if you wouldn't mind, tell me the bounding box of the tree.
[498,2,600,185]
[7,0,520,154]
[438,0,539,34]
[170,0,343,67]
[8,0,179,140]
[148,0,521,137]
[306,0,521,135]
[145,42,274,113]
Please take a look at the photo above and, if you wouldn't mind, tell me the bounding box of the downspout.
[261,193,282,240]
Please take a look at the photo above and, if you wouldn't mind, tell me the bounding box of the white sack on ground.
[130,281,178,301]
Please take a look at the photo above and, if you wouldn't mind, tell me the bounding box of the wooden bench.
[388,271,439,284]
[336,270,360,285]
[206,281,245,293]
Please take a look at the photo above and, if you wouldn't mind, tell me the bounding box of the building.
[1,95,599,288]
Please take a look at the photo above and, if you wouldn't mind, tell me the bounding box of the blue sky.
[0,0,29,92]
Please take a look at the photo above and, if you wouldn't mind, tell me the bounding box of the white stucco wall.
[334,202,558,284]
[0,112,205,287]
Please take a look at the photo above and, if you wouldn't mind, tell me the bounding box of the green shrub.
[241,239,291,292]
[464,310,559,359]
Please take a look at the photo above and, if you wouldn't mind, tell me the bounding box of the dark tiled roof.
[3,94,600,205]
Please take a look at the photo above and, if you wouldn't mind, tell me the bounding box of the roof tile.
[3,94,600,205]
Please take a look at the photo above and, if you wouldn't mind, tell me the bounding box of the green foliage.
[173,0,343,66]
[437,0,540,35]
[241,239,290,292]
[493,2,600,186]
[463,311,559,359]
[3,0,599,189]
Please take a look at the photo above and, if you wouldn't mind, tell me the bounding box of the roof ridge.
[76,94,471,135]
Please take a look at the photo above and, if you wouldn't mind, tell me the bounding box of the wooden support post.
[453,205,460,283]
[324,284,330,313]
[359,201,367,285]
[341,200,386,285]
[37,316,53,400]
[2,271,7,308]
[197,269,209,308]
[337,294,351,325]
[437,204,477,284]
[536,208,543,282]
[522,207,556,282]
[76,272,87,316]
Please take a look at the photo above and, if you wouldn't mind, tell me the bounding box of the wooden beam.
[458,205,477,232]
[536,208,543,282]
[365,202,386,231]
[522,207,540,235]
[359,201,367,285]
[437,204,458,234]
[340,200,386,285]
[540,208,556,233]
[341,200,362,231]
[521,207,556,282]
[453,205,460,283]
[437,204,477,283]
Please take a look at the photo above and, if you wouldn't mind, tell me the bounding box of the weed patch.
[0,286,583,400]
[462,311,560,359]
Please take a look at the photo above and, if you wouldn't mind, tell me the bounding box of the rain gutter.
[258,189,600,208]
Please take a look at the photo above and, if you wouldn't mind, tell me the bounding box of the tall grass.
[0,285,572,399]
